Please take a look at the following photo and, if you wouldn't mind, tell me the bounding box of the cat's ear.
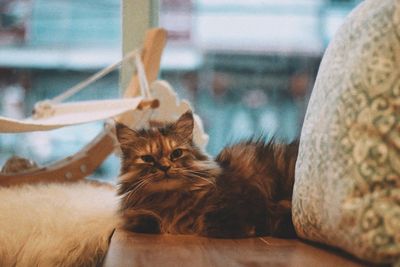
[172,111,194,141]
[115,122,139,149]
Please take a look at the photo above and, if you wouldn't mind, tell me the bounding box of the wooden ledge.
[102,229,367,267]
[0,131,114,187]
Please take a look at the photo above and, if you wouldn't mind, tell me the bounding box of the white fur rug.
[0,182,120,267]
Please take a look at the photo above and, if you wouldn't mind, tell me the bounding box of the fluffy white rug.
[0,181,120,267]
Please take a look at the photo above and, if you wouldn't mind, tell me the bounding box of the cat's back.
[216,139,285,174]
[215,139,299,200]
[216,141,258,175]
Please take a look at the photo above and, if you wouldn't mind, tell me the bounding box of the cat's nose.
[159,165,171,172]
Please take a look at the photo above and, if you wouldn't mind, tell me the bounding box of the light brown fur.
[116,111,298,238]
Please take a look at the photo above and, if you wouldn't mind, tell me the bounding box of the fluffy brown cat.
[115,111,298,238]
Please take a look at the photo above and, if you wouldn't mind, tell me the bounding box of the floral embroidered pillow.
[292,0,400,264]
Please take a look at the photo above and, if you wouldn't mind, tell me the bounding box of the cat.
[115,111,298,238]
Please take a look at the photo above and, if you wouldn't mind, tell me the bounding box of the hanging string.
[51,49,140,104]
[32,49,153,119]
[135,52,152,99]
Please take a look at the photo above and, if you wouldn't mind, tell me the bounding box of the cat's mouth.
[149,177,185,191]
[152,172,173,181]
[153,169,180,181]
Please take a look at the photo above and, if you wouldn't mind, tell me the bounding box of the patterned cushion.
[292,0,400,264]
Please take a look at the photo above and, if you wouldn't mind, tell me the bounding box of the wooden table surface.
[103,229,368,267]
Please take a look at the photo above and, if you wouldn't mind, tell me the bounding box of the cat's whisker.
[123,172,159,193]
[129,174,161,196]
[186,169,214,178]
[125,185,145,204]
[121,177,148,193]
[127,176,163,202]
[195,176,215,186]
[125,179,150,203]
[188,170,211,176]
[182,170,215,186]
[124,185,142,204]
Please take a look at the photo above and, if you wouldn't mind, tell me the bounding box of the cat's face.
[116,111,219,194]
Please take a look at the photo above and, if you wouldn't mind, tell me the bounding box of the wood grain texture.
[124,28,167,98]
[103,229,368,267]
[0,131,114,187]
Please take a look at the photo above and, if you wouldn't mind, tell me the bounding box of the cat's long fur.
[116,111,298,238]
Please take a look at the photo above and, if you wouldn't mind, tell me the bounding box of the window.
[0,0,122,180]
[0,0,361,180]
[157,0,360,154]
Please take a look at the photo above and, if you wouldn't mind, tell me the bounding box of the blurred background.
[0,0,361,180]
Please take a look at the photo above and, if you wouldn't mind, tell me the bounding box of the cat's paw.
[122,210,162,234]
[199,210,251,238]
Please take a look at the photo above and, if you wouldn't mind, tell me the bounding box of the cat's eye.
[170,149,183,159]
[141,155,155,163]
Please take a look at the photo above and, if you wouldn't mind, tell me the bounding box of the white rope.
[135,53,152,99]
[33,49,153,119]
[52,49,139,104]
